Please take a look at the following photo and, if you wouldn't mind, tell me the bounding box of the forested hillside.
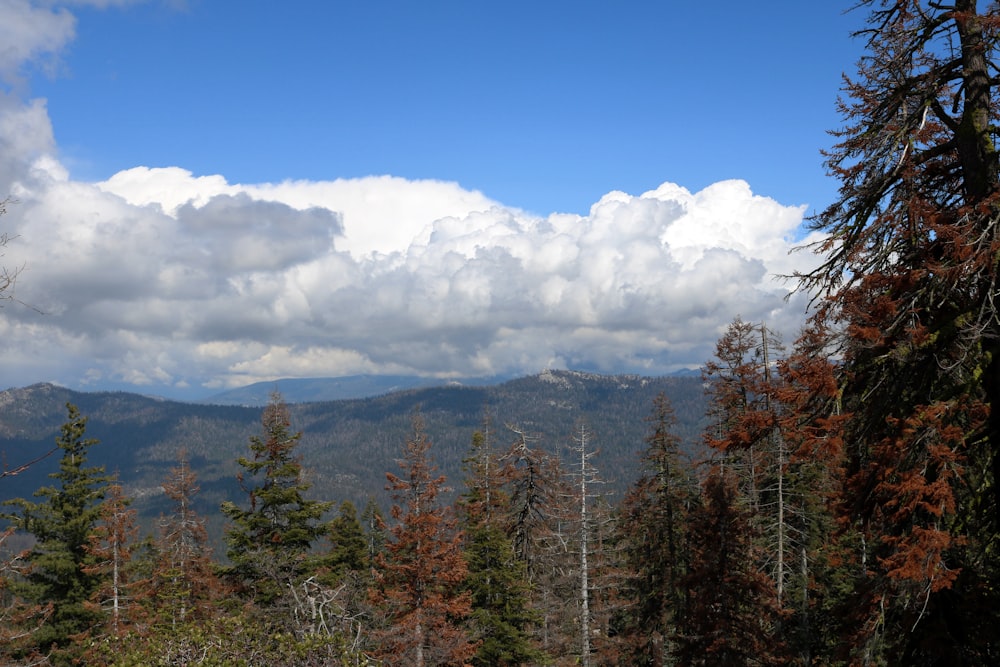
[2,1,1000,665]
[0,371,707,538]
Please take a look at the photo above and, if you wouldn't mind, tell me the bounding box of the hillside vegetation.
[0,371,707,535]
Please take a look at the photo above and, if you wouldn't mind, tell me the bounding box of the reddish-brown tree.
[371,413,476,667]
[675,467,785,667]
[84,480,141,637]
[152,450,219,628]
[798,1,1000,661]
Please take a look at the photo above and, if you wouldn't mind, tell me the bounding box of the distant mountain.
[0,371,710,548]
[198,374,509,406]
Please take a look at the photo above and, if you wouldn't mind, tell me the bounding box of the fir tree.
[460,427,547,666]
[153,449,218,628]
[676,468,785,666]
[2,403,111,664]
[371,412,475,667]
[798,1,1000,660]
[84,479,140,637]
[619,392,697,665]
[325,500,368,580]
[220,392,331,612]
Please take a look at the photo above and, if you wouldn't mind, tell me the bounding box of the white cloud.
[0,0,824,397]
[0,0,75,85]
[3,151,821,394]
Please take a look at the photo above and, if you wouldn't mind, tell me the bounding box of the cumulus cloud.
[0,0,75,86]
[0,1,825,398]
[2,156,821,394]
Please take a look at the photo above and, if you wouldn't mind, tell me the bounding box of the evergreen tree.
[797,1,1000,660]
[84,479,141,637]
[361,495,387,574]
[325,500,368,580]
[675,468,785,666]
[371,412,475,666]
[153,449,218,628]
[2,403,111,664]
[502,424,573,657]
[220,392,331,612]
[618,392,697,665]
[773,323,852,663]
[460,427,547,666]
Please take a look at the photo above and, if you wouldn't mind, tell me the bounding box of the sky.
[0,0,868,400]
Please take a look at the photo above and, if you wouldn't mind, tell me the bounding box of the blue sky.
[1,0,867,399]
[37,1,863,216]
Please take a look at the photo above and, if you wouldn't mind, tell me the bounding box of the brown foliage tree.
[675,468,785,667]
[152,450,220,628]
[84,480,141,637]
[371,413,476,667]
[798,1,1000,661]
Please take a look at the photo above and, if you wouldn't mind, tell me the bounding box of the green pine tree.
[2,403,112,665]
[461,428,548,666]
[618,392,697,665]
[324,500,368,581]
[220,392,331,611]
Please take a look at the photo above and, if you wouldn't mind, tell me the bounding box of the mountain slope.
[0,372,709,541]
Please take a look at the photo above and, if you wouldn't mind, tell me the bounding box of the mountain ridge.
[0,371,709,547]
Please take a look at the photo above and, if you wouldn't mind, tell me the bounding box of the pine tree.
[2,403,111,664]
[220,392,331,614]
[460,427,547,667]
[797,1,1000,661]
[153,449,218,629]
[371,412,475,666]
[619,392,697,665]
[675,468,785,666]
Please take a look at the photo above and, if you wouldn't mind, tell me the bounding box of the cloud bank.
[0,2,824,398]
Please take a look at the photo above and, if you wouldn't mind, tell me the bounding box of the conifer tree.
[220,392,331,613]
[797,1,1000,660]
[460,427,546,667]
[675,468,785,666]
[153,449,218,628]
[619,392,697,665]
[84,479,140,637]
[361,495,387,574]
[2,403,111,664]
[371,413,475,667]
[325,500,368,580]
[502,424,573,657]
[772,323,851,663]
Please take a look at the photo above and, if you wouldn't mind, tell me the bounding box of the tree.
[675,468,785,667]
[0,526,52,665]
[798,1,1000,661]
[1,196,23,307]
[152,449,218,629]
[501,423,572,657]
[2,403,111,664]
[361,495,387,574]
[460,426,547,667]
[772,323,852,664]
[220,392,331,614]
[618,392,697,665]
[324,500,369,581]
[371,412,475,667]
[84,479,140,637]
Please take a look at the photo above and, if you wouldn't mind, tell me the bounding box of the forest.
[3,0,1000,664]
